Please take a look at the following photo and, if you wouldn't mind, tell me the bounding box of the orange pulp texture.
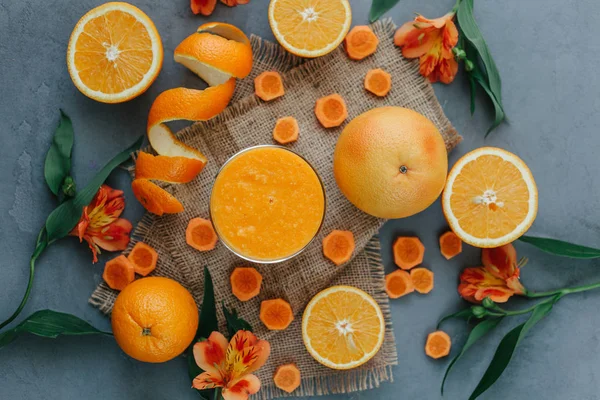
[210,147,325,261]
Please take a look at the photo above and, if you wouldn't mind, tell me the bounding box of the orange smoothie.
[210,146,325,262]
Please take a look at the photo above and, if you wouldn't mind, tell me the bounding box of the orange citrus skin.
[67,2,163,103]
[111,277,199,363]
[131,179,184,216]
[135,152,205,183]
[334,107,448,219]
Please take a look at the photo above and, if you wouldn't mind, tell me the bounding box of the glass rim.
[208,144,327,264]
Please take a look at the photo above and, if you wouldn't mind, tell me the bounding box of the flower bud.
[471,306,487,318]
[465,59,475,72]
[62,176,76,197]
[452,47,466,59]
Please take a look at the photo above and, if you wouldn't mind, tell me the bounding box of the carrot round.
[255,71,285,101]
[273,363,301,393]
[344,25,379,60]
[273,116,299,144]
[127,242,158,276]
[439,231,462,260]
[315,94,348,128]
[322,230,355,266]
[260,299,294,330]
[186,218,218,251]
[230,267,263,301]
[425,330,452,359]
[410,267,434,294]
[393,237,425,270]
[364,68,392,97]
[385,270,414,298]
[103,255,135,291]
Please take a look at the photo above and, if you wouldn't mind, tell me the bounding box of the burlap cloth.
[90,19,461,399]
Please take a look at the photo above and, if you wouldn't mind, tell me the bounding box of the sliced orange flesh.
[302,286,385,370]
[442,147,538,248]
[67,2,163,103]
[268,0,352,58]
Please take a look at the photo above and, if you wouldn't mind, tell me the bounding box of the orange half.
[268,0,352,58]
[442,147,538,248]
[67,2,163,103]
[302,286,384,370]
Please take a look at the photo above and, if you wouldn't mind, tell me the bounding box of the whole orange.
[111,277,198,363]
[333,107,448,219]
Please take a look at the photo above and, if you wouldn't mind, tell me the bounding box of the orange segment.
[135,152,205,183]
[67,2,163,103]
[268,0,352,58]
[131,179,184,216]
[442,147,538,248]
[302,286,384,370]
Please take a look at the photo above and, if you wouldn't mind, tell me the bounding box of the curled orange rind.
[136,23,253,215]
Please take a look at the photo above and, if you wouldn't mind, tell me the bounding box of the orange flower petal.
[438,56,459,84]
[222,374,261,400]
[402,29,439,59]
[194,331,228,374]
[475,287,514,303]
[416,11,455,29]
[419,51,441,79]
[443,19,459,50]
[507,276,526,295]
[193,371,225,390]
[393,21,421,47]
[458,283,479,303]
[230,330,258,352]
[245,340,270,375]
[482,244,518,280]
[90,218,132,253]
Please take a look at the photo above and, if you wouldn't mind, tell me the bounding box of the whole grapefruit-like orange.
[111,277,198,363]
[333,107,448,219]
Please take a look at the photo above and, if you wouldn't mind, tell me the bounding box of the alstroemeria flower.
[192,330,270,400]
[458,243,526,303]
[394,11,459,84]
[69,185,132,263]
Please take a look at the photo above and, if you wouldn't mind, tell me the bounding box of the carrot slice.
[410,267,434,294]
[315,94,348,128]
[260,299,294,330]
[439,231,462,260]
[186,218,218,251]
[255,71,285,101]
[322,230,355,266]
[127,242,158,276]
[385,270,414,298]
[393,237,425,270]
[230,267,263,301]
[273,116,299,144]
[103,255,135,291]
[425,330,452,359]
[344,26,379,60]
[364,68,392,97]
[273,363,301,393]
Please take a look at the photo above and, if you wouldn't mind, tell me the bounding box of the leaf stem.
[0,255,37,330]
[526,280,600,298]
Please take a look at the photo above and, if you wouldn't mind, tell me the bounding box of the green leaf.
[468,295,560,400]
[369,0,401,23]
[0,309,112,349]
[437,308,475,329]
[441,317,503,394]
[457,0,502,102]
[188,267,218,400]
[468,74,477,115]
[44,110,74,196]
[44,135,143,243]
[519,236,600,259]
[222,303,252,338]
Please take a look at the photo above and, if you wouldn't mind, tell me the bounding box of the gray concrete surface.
[1,0,600,399]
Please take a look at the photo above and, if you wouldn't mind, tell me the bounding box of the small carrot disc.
[273,116,299,144]
[260,299,294,330]
[425,330,451,359]
[439,231,462,260]
[393,237,425,270]
[186,218,218,251]
[255,71,285,101]
[364,68,392,97]
[128,242,158,276]
[273,363,301,393]
[322,230,355,265]
[315,94,348,128]
[410,267,434,294]
[385,270,414,298]
[230,267,263,301]
[103,255,135,291]
[344,25,379,60]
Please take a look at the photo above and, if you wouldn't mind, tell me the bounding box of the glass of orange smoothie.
[210,145,326,263]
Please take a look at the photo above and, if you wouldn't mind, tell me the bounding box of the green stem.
[452,0,462,12]
[526,280,600,298]
[213,388,222,400]
[0,228,47,331]
[494,296,556,317]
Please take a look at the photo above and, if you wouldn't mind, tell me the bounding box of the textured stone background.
[1,0,599,399]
